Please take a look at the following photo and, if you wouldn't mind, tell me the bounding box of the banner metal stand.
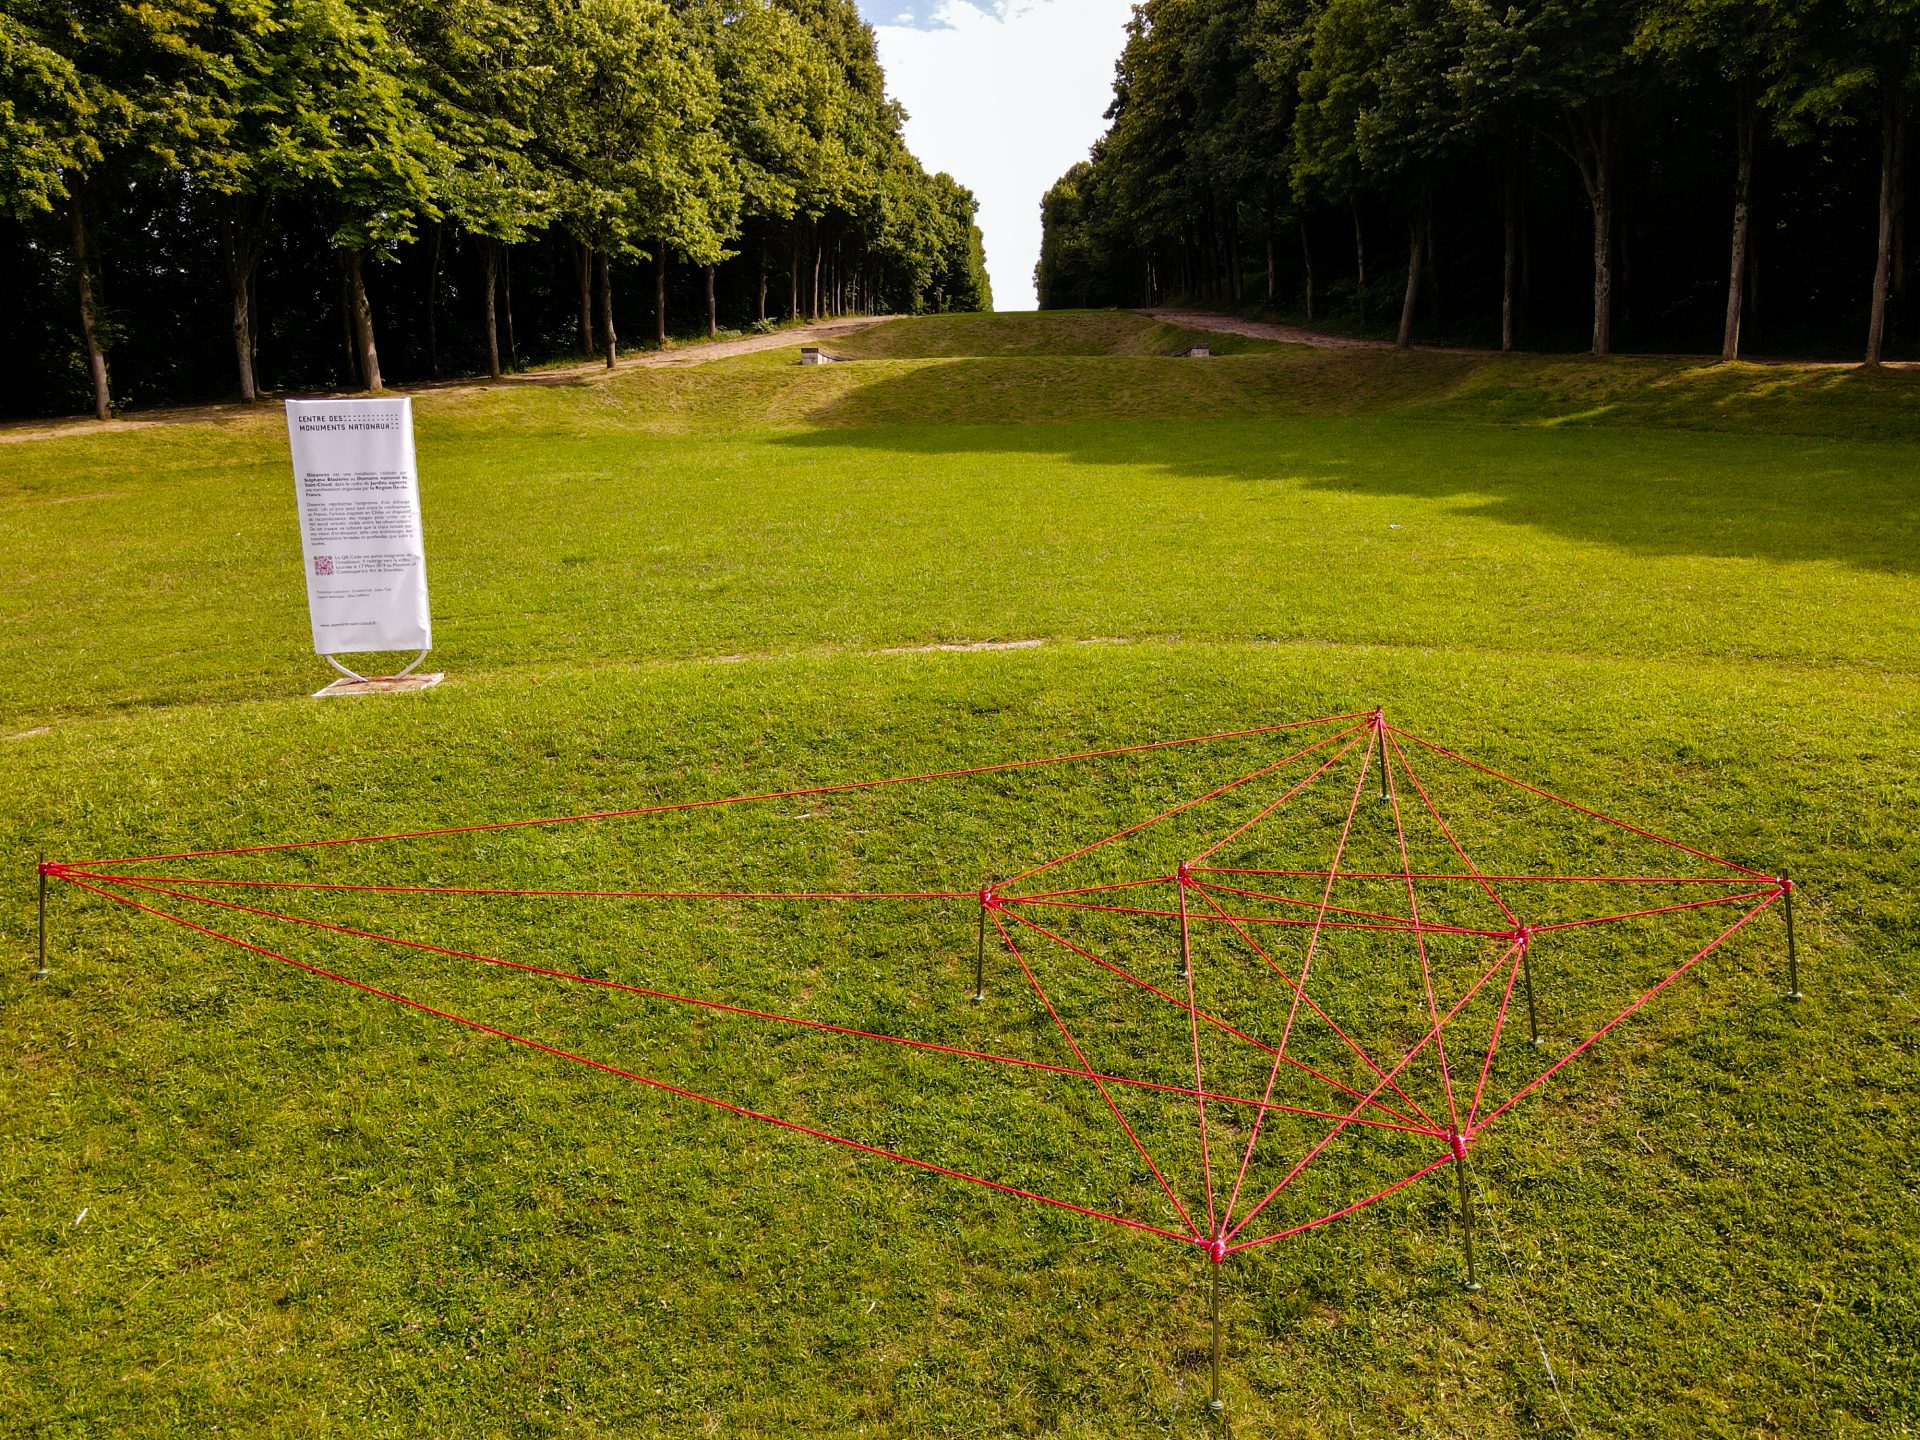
[313,650,443,697]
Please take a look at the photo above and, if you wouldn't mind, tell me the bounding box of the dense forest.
[0,0,992,420]
[1038,0,1919,361]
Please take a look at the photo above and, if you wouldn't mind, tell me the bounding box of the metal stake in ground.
[1520,932,1542,1047]
[973,887,991,1002]
[1452,1134,1481,1293]
[1177,863,1194,983]
[1783,871,1802,1002]
[1208,1238,1227,1415]
[36,852,50,979]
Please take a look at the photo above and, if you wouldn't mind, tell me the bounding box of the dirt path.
[1,316,892,444]
[457,315,888,387]
[1142,307,1391,350]
[1144,305,1916,369]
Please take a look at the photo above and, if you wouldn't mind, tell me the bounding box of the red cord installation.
[47,708,1789,1258]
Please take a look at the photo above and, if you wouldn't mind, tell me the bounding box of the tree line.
[1038,0,1918,362]
[0,0,992,420]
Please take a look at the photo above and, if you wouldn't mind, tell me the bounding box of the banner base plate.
[313,672,446,699]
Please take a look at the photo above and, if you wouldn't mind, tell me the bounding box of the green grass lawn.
[2,311,1915,1438]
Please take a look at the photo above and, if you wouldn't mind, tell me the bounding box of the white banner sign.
[285,399,432,657]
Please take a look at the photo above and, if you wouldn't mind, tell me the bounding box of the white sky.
[865,0,1136,311]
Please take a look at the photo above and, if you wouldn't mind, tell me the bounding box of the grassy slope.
[1,311,1915,1438]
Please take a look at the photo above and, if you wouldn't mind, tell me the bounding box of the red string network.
[45,707,1790,1264]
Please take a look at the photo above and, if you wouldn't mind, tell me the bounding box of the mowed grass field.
[1,311,1915,1438]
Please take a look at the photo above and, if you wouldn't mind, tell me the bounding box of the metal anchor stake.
[1452,1131,1481,1293]
[36,852,50,979]
[973,886,994,1002]
[1782,871,1802,1002]
[1520,930,1541,1047]
[1207,1236,1227,1415]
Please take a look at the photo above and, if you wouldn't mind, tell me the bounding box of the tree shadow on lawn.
[773,358,1920,578]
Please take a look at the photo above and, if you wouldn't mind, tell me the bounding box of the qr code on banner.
[313,556,334,577]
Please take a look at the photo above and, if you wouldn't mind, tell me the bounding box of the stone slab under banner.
[313,672,446,698]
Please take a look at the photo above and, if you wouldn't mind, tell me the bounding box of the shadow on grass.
[771,354,1920,578]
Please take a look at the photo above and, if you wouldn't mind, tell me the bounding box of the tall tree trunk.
[424,222,442,380]
[1867,89,1906,364]
[1299,220,1315,322]
[1520,161,1533,324]
[1723,93,1758,361]
[1353,204,1367,297]
[811,237,823,319]
[574,241,595,354]
[1227,205,1242,301]
[654,245,667,345]
[1897,151,1909,302]
[1215,208,1228,299]
[344,246,382,391]
[339,261,360,388]
[1396,210,1425,350]
[789,227,801,319]
[1425,207,1440,325]
[248,259,261,380]
[1568,98,1619,356]
[70,194,111,420]
[598,250,617,368]
[1589,158,1615,355]
[222,194,263,404]
[482,240,501,379]
[758,236,769,323]
[502,246,518,369]
[1502,165,1518,353]
[705,263,717,338]
[1266,235,1276,302]
[1206,209,1220,299]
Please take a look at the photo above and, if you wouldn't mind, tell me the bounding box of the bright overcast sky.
[861,0,1136,311]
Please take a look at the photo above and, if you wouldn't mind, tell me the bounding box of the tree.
[174,0,439,401]
[0,18,98,412]
[2,0,983,414]
[1844,0,1920,363]
[1636,0,1823,360]
[398,0,554,379]
[303,5,445,391]
[694,0,826,324]
[1037,161,1112,308]
[656,4,738,342]
[1455,0,1650,354]
[539,0,726,364]
[1297,0,1474,347]
[0,0,208,417]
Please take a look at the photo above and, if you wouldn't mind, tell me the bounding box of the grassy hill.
[2,312,1914,1438]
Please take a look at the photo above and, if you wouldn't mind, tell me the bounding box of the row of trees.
[0,0,991,419]
[1038,0,1917,361]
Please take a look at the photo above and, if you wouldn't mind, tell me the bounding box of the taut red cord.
[49,708,1789,1267]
